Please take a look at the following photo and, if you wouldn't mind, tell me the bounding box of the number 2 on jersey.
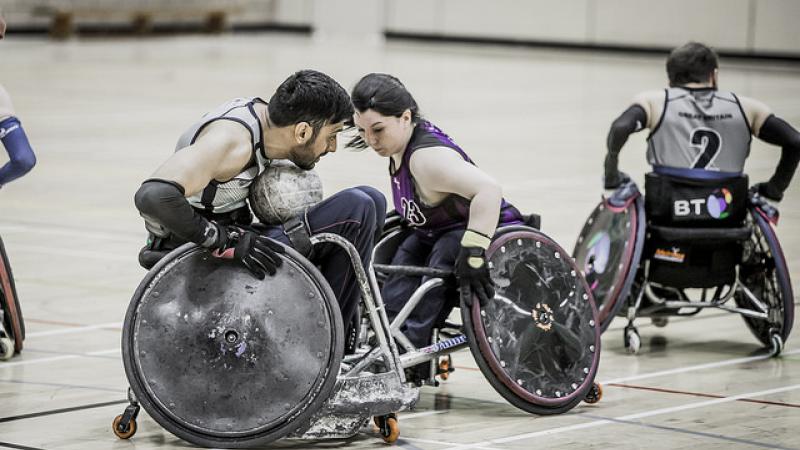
[689,127,722,169]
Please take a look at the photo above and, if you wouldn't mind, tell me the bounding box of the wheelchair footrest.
[293,372,418,439]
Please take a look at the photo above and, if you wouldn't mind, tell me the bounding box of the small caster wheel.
[112,414,137,439]
[624,325,641,355]
[374,413,399,444]
[584,382,603,404]
[0,337,14,361]
[769,332,784,357]
[651,317,668,328]
[437,356,453,381]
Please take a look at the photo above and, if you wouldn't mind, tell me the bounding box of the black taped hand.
[455,230,495,307]
[211,225,285,279]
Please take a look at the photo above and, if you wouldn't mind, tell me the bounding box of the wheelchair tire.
[735,208,794,347]
[573,195,645,332]
[463,227,601,415]
[122,243,344,448]
[0,235,24,354]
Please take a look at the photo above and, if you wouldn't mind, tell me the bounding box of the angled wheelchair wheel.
[573,196,645,332]
[735,208,794,350]
[122,243,343,448]
[0,236,24,355]
[463,227,601,415]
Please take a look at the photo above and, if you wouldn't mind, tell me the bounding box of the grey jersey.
[647,88,751,173]
[175,97,270,214]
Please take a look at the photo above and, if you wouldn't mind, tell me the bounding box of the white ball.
[249,160,323,225]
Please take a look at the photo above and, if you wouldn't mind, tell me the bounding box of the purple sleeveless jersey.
[390,121,523,240]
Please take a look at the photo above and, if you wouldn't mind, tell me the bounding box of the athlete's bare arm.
[737,96,772,136]
[0,84,15,121]
[150,120,254,197]
[632,90,665,130]
[409,147,502,237]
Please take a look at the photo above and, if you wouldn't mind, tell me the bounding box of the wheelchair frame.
[115,220,604,445]
[0,235,24,360]
[605,185,793,356]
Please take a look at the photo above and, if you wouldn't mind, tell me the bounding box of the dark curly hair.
[268,69,353,138]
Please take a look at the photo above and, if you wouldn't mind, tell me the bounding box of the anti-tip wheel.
[438,356,452,381]
[584,382,603,404]
[651,317,669,328]
[0,337,14,361]
[624,327,641,355]
[112,414,137,439]
[770,333,784,357]
[380,417,399,444]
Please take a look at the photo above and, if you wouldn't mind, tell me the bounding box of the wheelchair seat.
[643,172,752,289]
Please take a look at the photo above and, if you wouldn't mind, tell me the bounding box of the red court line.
[608,382,800,408]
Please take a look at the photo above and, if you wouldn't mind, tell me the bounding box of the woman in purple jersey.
[349,73,523,357]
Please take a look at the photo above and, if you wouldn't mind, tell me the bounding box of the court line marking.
[0,399,127,424]
[0,222,141,242]
[601,348,800,384]
[0,441,47,450]
[579,413,795,450]
[440,383,800,450]
[0,379,126,394]
[401,410,449,420]
[10,245,131,262]
[0,349,119,370]
[608,382,800,408]
[402,437,501,450]
[25,322,122,338]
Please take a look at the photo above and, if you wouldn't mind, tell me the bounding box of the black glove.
[455,229,494,307]
[752,182,783,203]
[210,225,285,279]
[603,169,631,191]
[749,184,781,223]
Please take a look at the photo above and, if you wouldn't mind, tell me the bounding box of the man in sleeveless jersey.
[604,42,800,203]
[134,70,386,345]
[1,14,37,190]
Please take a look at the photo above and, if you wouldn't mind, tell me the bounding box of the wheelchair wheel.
[463,227,601,415]
[573,196,645,332]
[0,236,24,355]
[735,209,794,349]
[122,243,344,448]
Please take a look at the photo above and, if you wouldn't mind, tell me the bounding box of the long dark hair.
[347,73,422,148]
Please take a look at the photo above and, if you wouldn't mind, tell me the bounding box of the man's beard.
[288,143,318,170]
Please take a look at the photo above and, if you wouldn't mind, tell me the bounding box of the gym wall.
[1,0,797,58]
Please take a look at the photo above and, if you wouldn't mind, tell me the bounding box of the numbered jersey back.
[647,87,751,173]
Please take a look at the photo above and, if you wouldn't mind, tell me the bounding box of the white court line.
[0,223,141,242]
[601,348,800,384]
[26,322,123,338]
[403,436,502,450]
[0,348,119,370]
[11,244,131,262]
[401,410,449,420]
[442,383,800,450]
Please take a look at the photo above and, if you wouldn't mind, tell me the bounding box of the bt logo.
[673,188,732,219]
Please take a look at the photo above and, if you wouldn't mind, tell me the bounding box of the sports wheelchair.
[573,172,793,355]
[113,218,602,447]
[0,235,24,360]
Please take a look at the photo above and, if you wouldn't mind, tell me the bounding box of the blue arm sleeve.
[0,117,36,186]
